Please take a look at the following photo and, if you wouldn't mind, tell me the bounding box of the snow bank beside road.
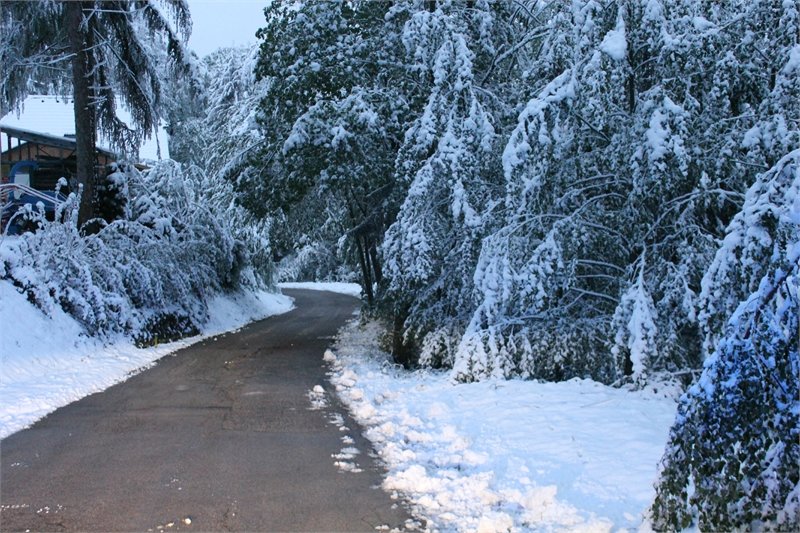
[327,320,678,532]
[0,280,293,439]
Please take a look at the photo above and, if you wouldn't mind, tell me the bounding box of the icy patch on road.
[333,446,363,473]
[323,408,364,473]
[334,460,363,473]
[325,320,678,532]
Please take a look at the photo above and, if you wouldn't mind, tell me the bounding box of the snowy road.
[0,290,409,532]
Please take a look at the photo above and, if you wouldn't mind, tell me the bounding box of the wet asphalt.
[0,289,410,532]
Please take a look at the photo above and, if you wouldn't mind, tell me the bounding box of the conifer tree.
[382,0,514,368]
[251,0,419,297]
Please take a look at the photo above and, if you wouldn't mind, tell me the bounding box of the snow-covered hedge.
[0,160,273,344]
[651,152,800,530]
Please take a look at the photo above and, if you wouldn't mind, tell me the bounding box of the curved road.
[0,290,410,532]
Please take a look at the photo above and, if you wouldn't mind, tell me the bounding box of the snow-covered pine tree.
[455,0,630,382]
[0,1,67,112]
[157,42,207,168]
[651,150,800,531]
[158,44,276,287]
[609,261,659,383]
[698,40,800,359]
[200,46,269,182]
[622,0,800,381]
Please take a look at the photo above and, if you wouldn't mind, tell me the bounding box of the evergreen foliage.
[454,0,800,382]
[249,0,798,388]
[0,1,66,110]
[2,0,191,153]
[247,6,799,522]
[382,1,510,368]
[162,45,279,288]
[651,151,800,531]
[248,0,418,296]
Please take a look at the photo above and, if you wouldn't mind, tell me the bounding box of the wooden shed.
[1,125,116,188]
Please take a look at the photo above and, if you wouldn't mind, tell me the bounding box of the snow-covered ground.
[322,320,680,532]
[279,281,362,298]
[0,280,293,439]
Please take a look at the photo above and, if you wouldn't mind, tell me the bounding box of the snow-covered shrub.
[0,160,273,343]
[275,237,356,284]
[92,163,129,226]
[651,152,800,531]
[609,265,660,383]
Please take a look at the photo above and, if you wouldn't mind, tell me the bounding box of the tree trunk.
[391,304,415,368]
[355,237,374,304]
[368,242,382,285]
[626,73,636,114]
[66,1,96,227]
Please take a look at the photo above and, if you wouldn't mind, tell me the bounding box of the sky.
[186,0,269,58]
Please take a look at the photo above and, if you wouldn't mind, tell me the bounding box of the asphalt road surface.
[0,289,411,532]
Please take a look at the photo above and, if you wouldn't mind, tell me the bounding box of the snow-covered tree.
[250,0,420,297]
[1,160,272,344]
[2,0,192,224]
[651,150,800,531]
[0,2,68,108]
[609,263,659,383]
[698,46,800,359]
[455,0,633,381]
[381,1,513,368]
[453,0,800,382]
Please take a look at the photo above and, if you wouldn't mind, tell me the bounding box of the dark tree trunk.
[363,237,374,284]
[391,304,416,368]
[626,73,636,114]
[66,1,96,227]
[355,236,374,304]
[368,242,382,285]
